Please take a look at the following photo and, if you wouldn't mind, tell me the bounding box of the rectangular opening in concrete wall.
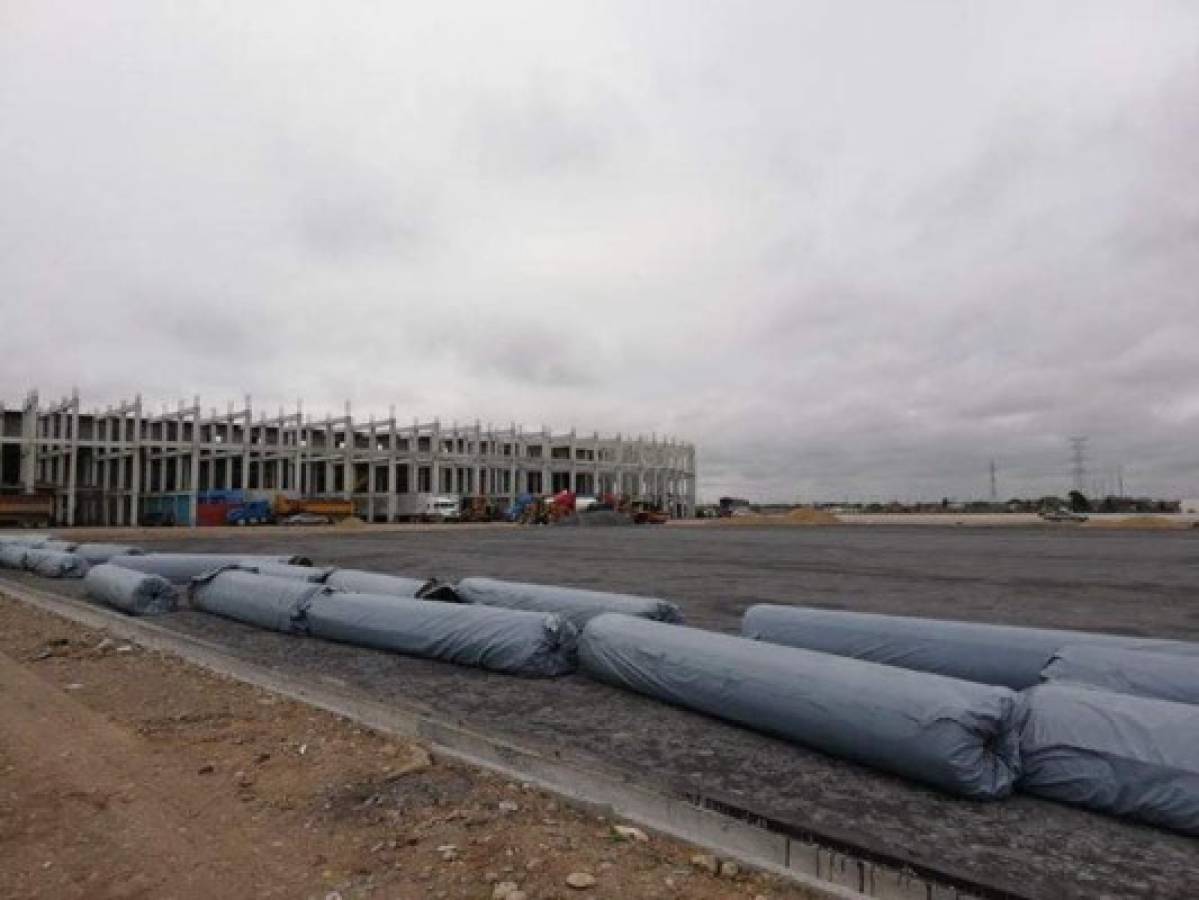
[1,444,20,486]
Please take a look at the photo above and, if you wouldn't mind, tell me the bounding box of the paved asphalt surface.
[7,523,1199,898]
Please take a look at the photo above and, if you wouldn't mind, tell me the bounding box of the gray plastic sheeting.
[23,549,89,578]
[742,605,1199,690]
[84,563,177,615]
[109,553,311,583]
[1018,684,1199,835]
[324,569,461,603]
[0,544,29,569]
[580,613,1021,799]
[189,569,324,632]
[0,534,50,546]
[237,562,335,583]
[305,590,578,677]
[33,539,78,553]
[456,577,684,628]
[1042,644,1199,706]
[74,543,145,565]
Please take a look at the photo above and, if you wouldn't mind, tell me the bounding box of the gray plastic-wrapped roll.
[188,569,323,632]
[1042,644,1199,705]
[742,605,1198,690]
[33,539,78,552]
[306,590,578,677]
[109,553,311,583]
[1018,684,1199,835]
[237,562,335,583]
[84,563,177,615]
[23,549,89,578]
[325,569,447,600]
[74,543,145,565]
[0,534,50,546]
[0,544,29,569]
[456,577,683,628]
[581,613,1021,799]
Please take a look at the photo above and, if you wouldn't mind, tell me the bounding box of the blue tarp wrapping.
[84,563,177,615]
[237,562,335,583]
[742,605,1199,690]
[305,590,578,676]
[1042,644,1199,706]
[109,553,312,584]
[23,549,89,578]
[0,544,29,569]
[1018,684,1199,835]
[0,534,50,546]
[73,543,145,565]
[33,539,78,553]
[456,577,683,628]
[580,613,1021,799]
[324,569,459,602]
[188,569,323,632]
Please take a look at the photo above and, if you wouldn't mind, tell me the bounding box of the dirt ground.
[0,594,810,900]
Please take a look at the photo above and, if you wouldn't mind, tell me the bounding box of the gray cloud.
[2,1,1198,502]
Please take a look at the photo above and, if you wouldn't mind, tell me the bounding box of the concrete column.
[65,392,79,526]
[342,403,353,501]
[130,395,142,526]
[189,398,200,527]
[387,411,397,522]
[242,396,253,494]
[431,419,441,498]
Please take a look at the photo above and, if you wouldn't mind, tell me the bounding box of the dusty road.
[0,595,807,900]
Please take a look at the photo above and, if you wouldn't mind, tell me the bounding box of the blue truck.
[226,499,274,526]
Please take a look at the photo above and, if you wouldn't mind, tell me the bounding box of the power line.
[989,459,998,501]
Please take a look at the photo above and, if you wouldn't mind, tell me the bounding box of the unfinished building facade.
[0,390,698,526]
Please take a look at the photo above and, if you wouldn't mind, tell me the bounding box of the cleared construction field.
[5,524,1199,898]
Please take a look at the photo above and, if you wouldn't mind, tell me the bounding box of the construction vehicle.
[274,495,355,522]
[396,493,461,522]
[0,488,54,528]
[459,496,500,522]
[630,499,669,525]
[227,499,274,526]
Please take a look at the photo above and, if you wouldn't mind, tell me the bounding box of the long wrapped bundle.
[1018,684,1199,835]
[456,577,683,628]
[0,544,29,569]
[109,552,311,583]
[0,534,50,546]
[73,543,145,565]
[84,563,177,615]
[742,605,1198,690]
[188,569,323,632]
[306,590,578,676]
[23,549,89,578]
[237,562,335,583]
[581,613,1020,799]
[33,539,78,553]
[324,568,460,602]
[1042,644,1199,706]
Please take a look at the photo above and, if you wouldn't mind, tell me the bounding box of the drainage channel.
[0,576,1030,900]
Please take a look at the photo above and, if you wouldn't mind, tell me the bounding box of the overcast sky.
[3,2,1197,502]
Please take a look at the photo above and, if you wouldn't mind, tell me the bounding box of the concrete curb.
[0,575,996,900]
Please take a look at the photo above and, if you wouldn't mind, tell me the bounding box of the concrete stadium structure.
[0,390,697,526]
